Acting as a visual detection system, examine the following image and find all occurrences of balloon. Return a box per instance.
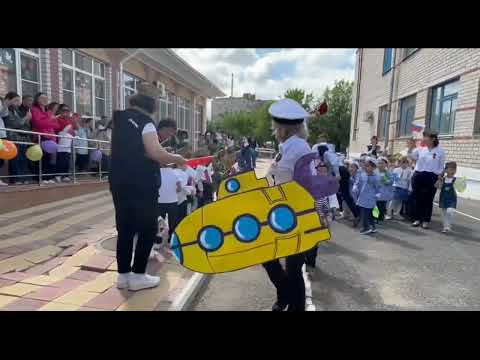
[0,140,18,160]
[372,206,380,219]
[0,139,4,152]
[454,177,467,193]
[318,101,328,115]
[91,150,102,162]
[41,140,58,154]
[26,144,43,162]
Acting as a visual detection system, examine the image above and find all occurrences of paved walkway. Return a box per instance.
[0,191,193,311]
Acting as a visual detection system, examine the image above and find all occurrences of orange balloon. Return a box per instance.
[0,140,18,160]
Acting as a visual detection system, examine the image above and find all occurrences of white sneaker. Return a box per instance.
[421,222,429,229]
[0,180,8,186]
[42,180,51,185]
[385,215,392,220]
[412,220,421,227]
[55,176,62,183]
[117,272,131,289]
[128,273,160,291]
[62,177,71,182]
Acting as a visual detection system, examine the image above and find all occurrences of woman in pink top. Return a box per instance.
[31,92,60,183]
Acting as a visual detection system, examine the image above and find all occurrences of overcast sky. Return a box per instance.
[173,48,356,119]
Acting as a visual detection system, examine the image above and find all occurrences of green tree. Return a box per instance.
[284,88,315,112]
[308,80,353,152]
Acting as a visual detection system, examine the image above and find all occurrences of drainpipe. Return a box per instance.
[118,49,143,110]
[353,48,363,149]
[384,49,397,155]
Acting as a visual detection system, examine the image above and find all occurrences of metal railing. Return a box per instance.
[0,127,111,186]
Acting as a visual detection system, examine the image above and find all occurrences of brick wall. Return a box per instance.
[351,48,480,170]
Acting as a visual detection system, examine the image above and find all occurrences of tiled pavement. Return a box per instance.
[0,190,194,311]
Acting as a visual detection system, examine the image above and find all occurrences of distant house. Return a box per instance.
[212,93,271,121]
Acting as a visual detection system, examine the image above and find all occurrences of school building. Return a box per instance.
[350,48,480,200]
[0,48,225,151]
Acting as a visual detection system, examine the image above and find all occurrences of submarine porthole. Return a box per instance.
[233,214,261,243]
[198,226,224,252]
[225,178,240,193]
[268,205,297,234]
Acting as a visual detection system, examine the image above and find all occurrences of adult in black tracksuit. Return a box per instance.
[109,84,186,292]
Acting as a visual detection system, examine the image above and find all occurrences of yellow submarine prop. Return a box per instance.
[170,170,333,274]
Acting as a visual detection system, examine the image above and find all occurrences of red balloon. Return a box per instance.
[318,101,328,115]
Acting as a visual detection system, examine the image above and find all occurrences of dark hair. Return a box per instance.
[57,103,70,115]
[22,94,33,101]
[129,94,156,114]
[33,92,47,107]
[365,159,377,168]
[445,161,457,170]
[371,136,378,141]
[4,91,20,100]
[158,118,177,131]
[423,129,439,147]
[47,102,59,112]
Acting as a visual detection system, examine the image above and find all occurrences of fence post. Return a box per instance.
[98,144,102,182]
[71,138,76,184]
[38,134,42,186]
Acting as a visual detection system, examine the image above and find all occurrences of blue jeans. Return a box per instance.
[359,206,375,232]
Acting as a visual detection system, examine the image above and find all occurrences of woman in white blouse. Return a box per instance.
[408,129,445,229]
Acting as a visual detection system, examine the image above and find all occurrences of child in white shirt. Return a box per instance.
[386,156,413,220]
[174,165,195,223]
[56,125,73,183]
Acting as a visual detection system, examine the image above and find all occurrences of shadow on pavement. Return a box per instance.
[319,242,370,263]
[370,231,423,251]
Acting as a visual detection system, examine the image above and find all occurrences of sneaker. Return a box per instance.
[421,222,429,229]
[385,215,393,220]
[128,273,160,291]
[442,228,449,233]
[62,177,71,182]
[0,180,8,186]
[117,272,131,289]
[42,180,51,185]
[360,229,373,235]
[371,228,377,234]
[55,176,62,183]
[14,181,23,186]
[412,221,421,227]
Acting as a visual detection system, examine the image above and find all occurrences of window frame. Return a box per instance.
[428,78,459,136]
[403,48,419,60]
[61,49,106,121]
[122,71,144,110]
[397,94,417,138]
[377,105,389,140]
[382,48,395,75]
[0,48,42,97]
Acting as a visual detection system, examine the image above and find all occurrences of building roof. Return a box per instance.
[121,48,225,98]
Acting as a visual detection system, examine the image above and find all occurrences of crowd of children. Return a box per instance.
[337,153,461,235]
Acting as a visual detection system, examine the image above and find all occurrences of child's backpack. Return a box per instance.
[293,152,339,200]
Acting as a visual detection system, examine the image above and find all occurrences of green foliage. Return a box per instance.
[308,80,353,152]
[284,88,315,111]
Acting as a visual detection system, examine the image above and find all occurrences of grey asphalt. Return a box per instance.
[190,200,480,311]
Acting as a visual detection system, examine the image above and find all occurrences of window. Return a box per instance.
[0,48,40,97]
[177,97,188,130]
[429,79,459,135]
[404,48,418,59]
[195,104,204,134]
[122,72,143,109]
[159,91,175,120]
[383,48,394,74]
[185,100,192,134]
[378,105,388,140]
[397,94,416,137]
[62,49,106,119]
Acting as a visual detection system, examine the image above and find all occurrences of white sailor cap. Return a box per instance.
[269,98,311,124]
